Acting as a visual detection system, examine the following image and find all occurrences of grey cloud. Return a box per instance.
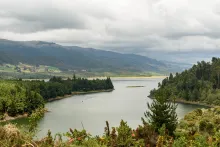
[1,0,220,56]
[0,8,85,33]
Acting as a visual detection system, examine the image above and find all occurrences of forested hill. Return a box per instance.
[150,57,220,105]
[0,76,114,119]
[0,39,181,73]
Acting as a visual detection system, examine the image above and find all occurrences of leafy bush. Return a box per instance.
[192,135,209,147]
[116,120,133,147]
[172,136,187,147]
[206,123,214,134]
[199,120,207,131]
[194,108,203,116]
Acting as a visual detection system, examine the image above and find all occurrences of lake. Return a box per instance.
[34,77,206,138]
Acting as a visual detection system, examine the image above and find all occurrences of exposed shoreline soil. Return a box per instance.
[0,113,28,122]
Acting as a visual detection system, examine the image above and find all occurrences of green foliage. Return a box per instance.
[173,107,220,147]
[198,119,214,134]
[150,57,220,105]
[65,128,91,146]
[192,135,209,147]
[199,120,207,131]
[172,136,187,147]
[31,76,114,100]
[0,80,44,118]
[136,119,157,146]
[206,123,214,134]
[159,124,166,136]
[116,120,133,147]
[194,108,203,116]
[28,107,45,133]
[0,76,113,118]
[82,138,105,147]
[145,88,178,135]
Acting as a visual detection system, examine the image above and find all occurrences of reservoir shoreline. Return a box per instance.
[0,89,113,122]
[47,89,114,102]
[175,99,213,108]
[148,96,213,108]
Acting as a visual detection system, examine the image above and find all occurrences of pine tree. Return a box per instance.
[106,77,114,89]
[72,74,77,91]
[144,88,178,135]
[169,73,173,80]
[73,74,76,81]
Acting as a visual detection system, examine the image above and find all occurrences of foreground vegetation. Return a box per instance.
[1,97,220,146]
[0,76,114,120]
[150,57,220,106]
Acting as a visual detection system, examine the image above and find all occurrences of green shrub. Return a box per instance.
[116,120,133,147]
[194,108,203,116]
[184,112,197,121]
[199,120,207,131]
[172,136,187,147]
[178,121,188,129]
[206,123,214,134]
[192,135,209,147]
[0,112,4,120]
[64,129,91,146]
[214,117,220,124]
[82,138,104,147]
[174,129,188,138]
[214,107,220,114]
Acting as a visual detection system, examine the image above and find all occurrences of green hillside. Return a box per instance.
[0,39,182,77]
[150,57,220,106]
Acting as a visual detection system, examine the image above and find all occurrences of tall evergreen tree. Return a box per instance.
[73,74,76,81]
[169,73,173,80]
[144,89,178,135]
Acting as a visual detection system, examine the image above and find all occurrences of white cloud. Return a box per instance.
[0,0,220,53]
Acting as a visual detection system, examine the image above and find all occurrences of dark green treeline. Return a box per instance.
[0,76,114,118]
[150,57,220,105]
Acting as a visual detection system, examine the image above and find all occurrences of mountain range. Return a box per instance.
[0,39,188,74]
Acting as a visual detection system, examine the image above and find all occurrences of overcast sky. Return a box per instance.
[1,0,220,54]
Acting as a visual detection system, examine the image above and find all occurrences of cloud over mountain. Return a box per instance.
[1,0,220,53]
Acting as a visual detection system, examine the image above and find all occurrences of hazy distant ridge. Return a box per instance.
[0,39,183,73]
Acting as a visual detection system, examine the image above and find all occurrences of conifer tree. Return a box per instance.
[144,88,178,135]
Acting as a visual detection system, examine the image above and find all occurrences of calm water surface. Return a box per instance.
[35,78,206,138]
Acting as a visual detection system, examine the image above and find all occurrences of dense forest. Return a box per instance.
[150,57,220,105]
[0,76,114,119]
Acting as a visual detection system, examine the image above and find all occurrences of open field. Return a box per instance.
[0,63,167,79]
